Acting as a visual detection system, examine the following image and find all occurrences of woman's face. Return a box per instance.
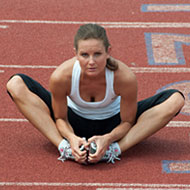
[76,38,111,78]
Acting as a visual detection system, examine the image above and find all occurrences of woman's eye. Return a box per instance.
[94,52,102,57]
[81,53,88,57]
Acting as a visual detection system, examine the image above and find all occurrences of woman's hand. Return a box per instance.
[69,135,88,164]
[87,135,110,163]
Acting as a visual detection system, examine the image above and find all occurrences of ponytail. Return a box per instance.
[106,57,118,71]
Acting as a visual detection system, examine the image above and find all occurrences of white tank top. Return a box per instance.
[67,60,121,120]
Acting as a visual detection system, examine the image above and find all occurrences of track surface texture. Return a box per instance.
[0,0,190,189]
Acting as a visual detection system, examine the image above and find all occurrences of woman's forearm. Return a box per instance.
[55,118,76,141]
[104,121,131,144]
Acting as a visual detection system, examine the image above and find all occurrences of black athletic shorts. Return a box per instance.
[8,73,185,139]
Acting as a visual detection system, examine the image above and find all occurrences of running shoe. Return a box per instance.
[89,142,121,164]
[58,139,85,162]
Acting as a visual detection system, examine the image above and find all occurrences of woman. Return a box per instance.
[6,24,185,164]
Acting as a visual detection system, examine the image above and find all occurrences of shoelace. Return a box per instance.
[58,146,72,162]
[106,146,120,164]
[58,144,85,162]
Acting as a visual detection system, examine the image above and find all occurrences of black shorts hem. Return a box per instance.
[136,89,184,120]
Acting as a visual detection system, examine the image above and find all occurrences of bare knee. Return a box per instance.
[7,75,26,100]
[175,92,185,111]
[168,92,185,116]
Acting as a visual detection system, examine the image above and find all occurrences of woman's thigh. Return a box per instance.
[8,73,54,119]
[136,89,184,121]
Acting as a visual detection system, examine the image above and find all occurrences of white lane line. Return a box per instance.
[0,118,189,128]
[104,23,190,28]
[130,67,190,73]
[0,64,57,69]
[0,182,190,188]
[167,121,190,127]
[0,20,190,28]
[0,70,4,73]
[1,65,190,73]
[97,189,188,190]
[0,118,28,122]
[0,25,8,29]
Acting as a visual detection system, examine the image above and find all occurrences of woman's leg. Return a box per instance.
[118,92,185,152]
[6,75,63,147]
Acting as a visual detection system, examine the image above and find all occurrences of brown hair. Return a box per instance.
[74,23,118,71]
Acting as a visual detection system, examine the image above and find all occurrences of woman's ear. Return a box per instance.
[74,48,78,58]
[107,46,112,58]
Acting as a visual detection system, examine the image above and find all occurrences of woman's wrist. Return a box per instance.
[67,133,77,142]
[103,133,113,145]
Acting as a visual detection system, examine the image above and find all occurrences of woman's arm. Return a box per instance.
[88,63,138,163]
[49,62,87,163]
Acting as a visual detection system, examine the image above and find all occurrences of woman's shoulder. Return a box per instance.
[49,57,76,94]
[114,59,137,95]
[50,57,76,82]
[115,59,136,80]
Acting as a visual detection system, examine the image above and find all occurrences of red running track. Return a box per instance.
[0,0,190,189]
